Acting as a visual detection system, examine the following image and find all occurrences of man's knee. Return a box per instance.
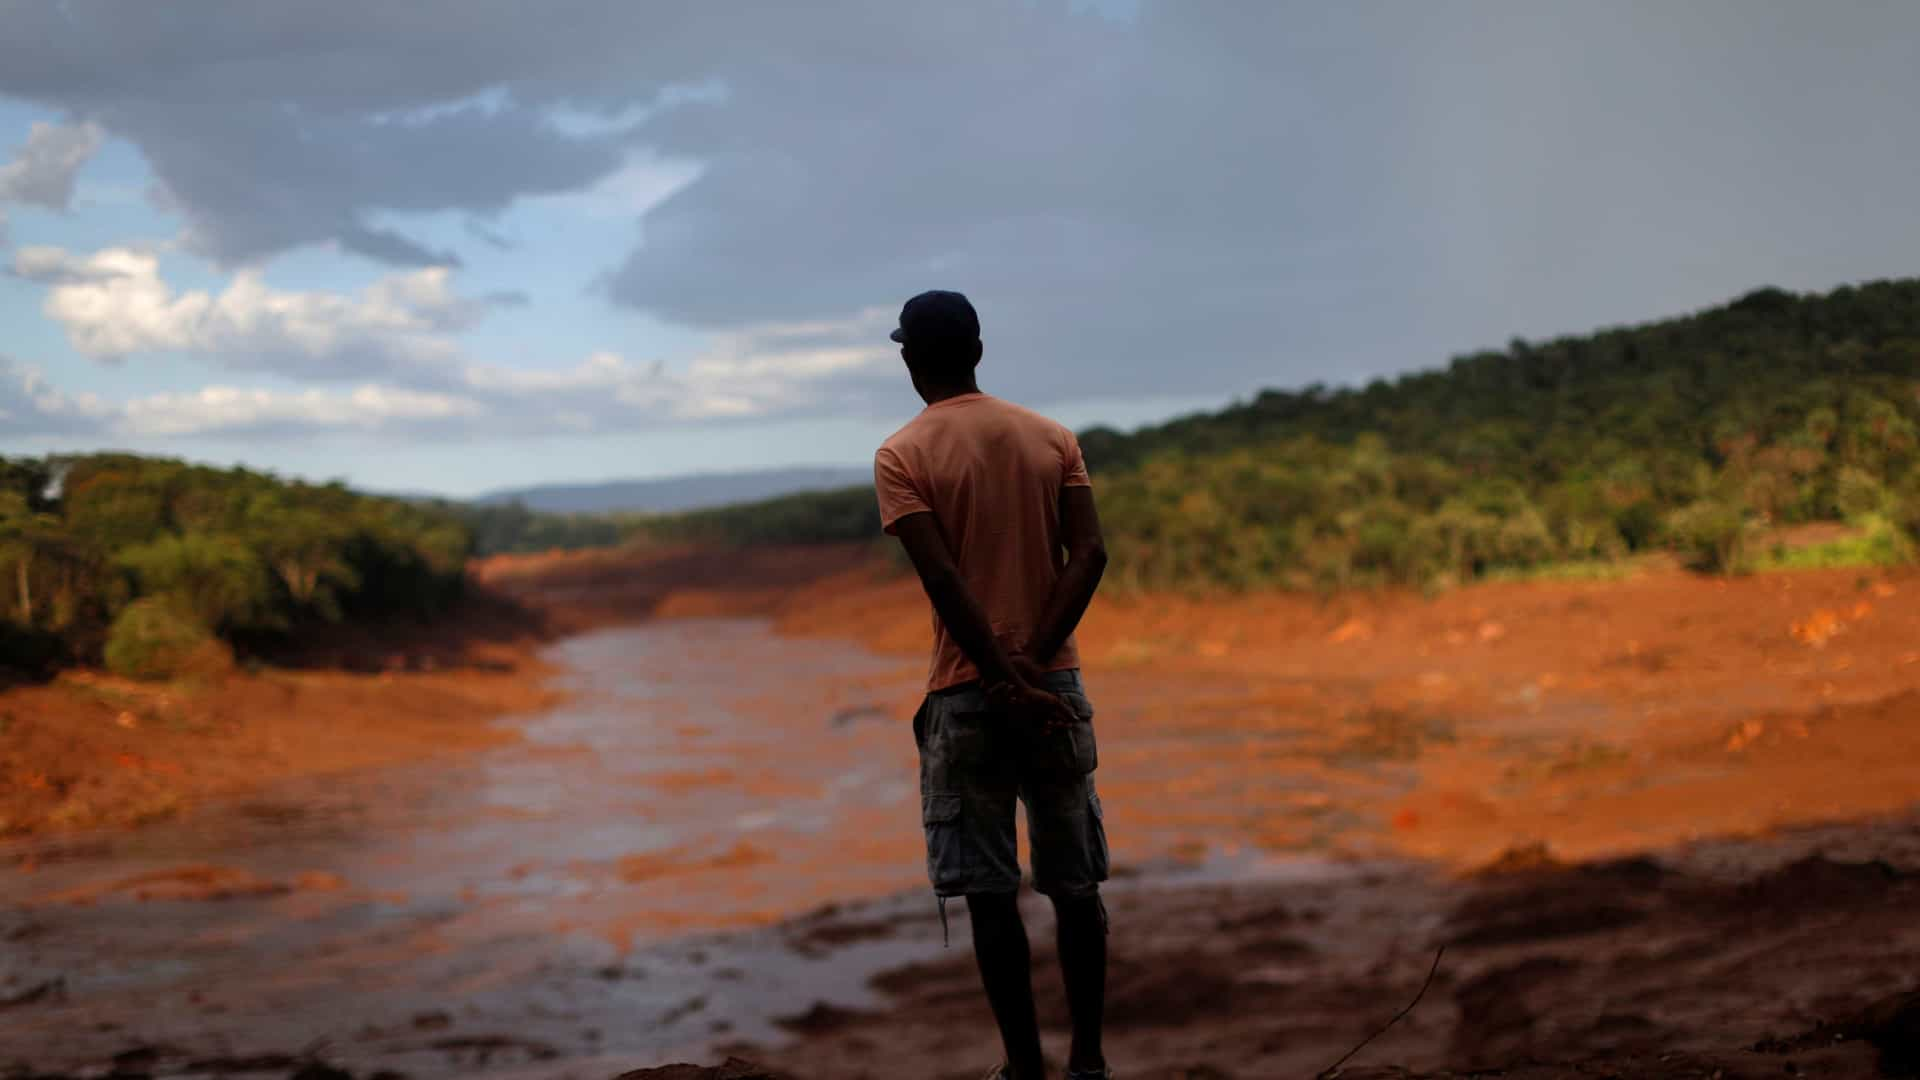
[1049,889,1107,933]
[1049,888,1101,916]
[966,890,1023,925]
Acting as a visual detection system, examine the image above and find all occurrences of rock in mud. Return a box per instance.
[1444,856,1669,948]
[1840,987,1920,1077]
[1735,855,1905,912]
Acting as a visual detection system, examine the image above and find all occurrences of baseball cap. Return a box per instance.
[889,290,980,346]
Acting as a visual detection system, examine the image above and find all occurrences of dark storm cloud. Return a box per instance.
[121,97,629,266]
[4,1,1918,406]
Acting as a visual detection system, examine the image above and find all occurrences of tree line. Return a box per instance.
[1084,281,1920,587]
[1,455,469,678]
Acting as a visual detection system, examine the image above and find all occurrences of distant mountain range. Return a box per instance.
[472,465,871,514]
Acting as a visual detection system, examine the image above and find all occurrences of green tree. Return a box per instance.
[116,533,277,634]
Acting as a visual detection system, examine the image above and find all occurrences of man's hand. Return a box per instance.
[1007,652,1050,689]
[987,678,1077,731]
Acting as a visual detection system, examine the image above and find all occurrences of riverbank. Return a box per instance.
[0,589,561,842]
[0,544,875,844]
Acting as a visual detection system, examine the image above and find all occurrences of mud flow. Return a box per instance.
[3,621,945,1075]
[0,615,1403,1075]
[6,585,1920,1078]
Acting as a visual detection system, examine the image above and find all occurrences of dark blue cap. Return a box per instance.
[890,290,979,346]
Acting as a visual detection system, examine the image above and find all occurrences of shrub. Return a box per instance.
[1493,506,1558,568]
[1834,466,1890,519]
[103,597,228,682]
[1665,498,1752,574]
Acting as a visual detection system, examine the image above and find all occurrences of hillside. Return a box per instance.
[626,279,1920,588]
[1,454,471,676]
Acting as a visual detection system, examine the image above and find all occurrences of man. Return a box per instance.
[873,289,1113,1080]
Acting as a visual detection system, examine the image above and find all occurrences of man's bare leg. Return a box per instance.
[966,892,1046,1080]
[1052,892,1107,1075]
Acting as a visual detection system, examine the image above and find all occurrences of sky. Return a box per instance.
[1,1,1917,497]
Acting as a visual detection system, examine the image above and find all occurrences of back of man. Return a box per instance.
[874,392,1090,691]
[874,289,1112,1080]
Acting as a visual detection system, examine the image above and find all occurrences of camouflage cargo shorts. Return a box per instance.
[912,668,1110,900]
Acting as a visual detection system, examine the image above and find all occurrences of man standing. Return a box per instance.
[873,290,1113,1080]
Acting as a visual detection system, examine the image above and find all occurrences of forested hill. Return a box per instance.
[628,278,1920,588]
[1077,280,1920,474]
[1,455,469,677]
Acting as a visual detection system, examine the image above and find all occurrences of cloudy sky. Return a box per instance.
[2,1,1917,496]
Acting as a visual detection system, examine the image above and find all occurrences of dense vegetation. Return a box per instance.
[1086,281,1920,588]
[443,485,883,554]
[1,455,469,677]
[450,500,637,556]
[567,279,1920,589]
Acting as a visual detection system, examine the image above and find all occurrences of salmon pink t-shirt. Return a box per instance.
[874,392,1092,692]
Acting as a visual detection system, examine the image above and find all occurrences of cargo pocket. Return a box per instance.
[1087,789,1110,882]
[1058,691,1099,774]
[922,793,966,894]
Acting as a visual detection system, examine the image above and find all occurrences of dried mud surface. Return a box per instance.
[740,814,1920,1079]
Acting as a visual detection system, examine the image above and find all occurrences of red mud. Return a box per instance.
[1,590,561,842]
[5,544,1920,1078]
[489,546,1920,1077]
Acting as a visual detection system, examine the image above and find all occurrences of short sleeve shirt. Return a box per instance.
[874,392,1092,691]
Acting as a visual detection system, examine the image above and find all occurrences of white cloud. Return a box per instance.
[4,235,900,442]
[0,121,103,211]
[2,297,899,441]
[455,310,895,426]
[0,356,113,434]
[118,384,485,437]
[11,246,492,382]
[686,307,893,381]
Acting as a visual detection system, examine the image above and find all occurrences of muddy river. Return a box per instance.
[0,619,1367,1076]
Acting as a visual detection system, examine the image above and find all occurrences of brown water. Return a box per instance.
[0,618,1347,1076]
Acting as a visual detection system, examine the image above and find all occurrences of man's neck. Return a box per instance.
[920,379,981,405]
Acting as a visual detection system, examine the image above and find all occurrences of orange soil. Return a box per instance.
[474,543,885,630]
[471,542,1920,871]
[0,545,882,844]
[14,541,1912,860]
[769,554,1920,867]
[0,589,561,842]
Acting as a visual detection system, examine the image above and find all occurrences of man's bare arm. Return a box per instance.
[1024,485,1108,666]
[892,511,1028,688]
